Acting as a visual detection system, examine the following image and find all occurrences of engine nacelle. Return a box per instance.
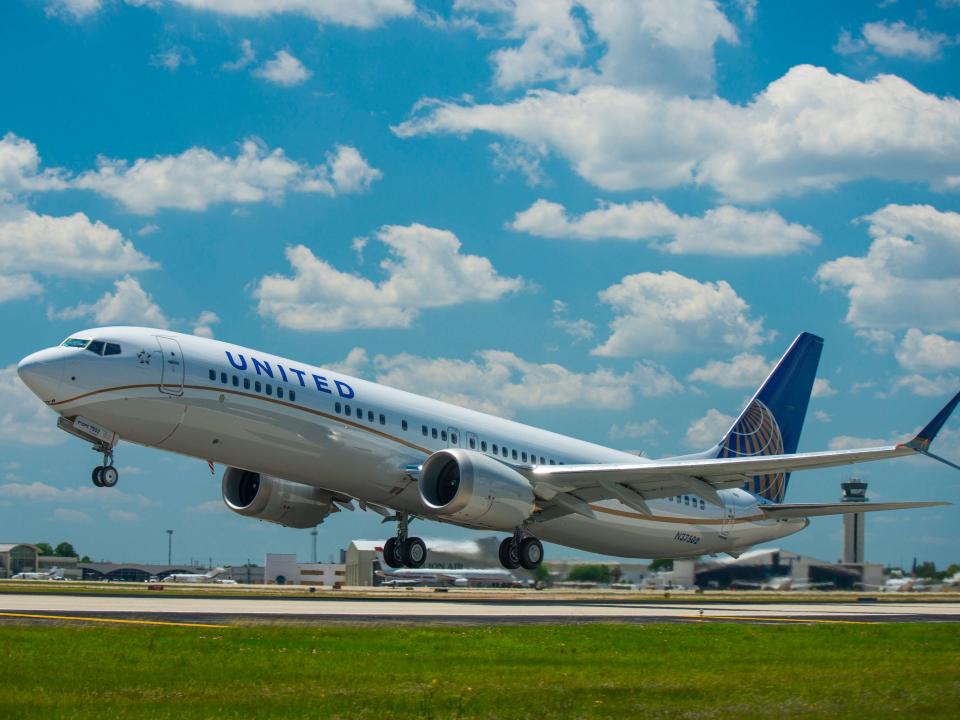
[222,467,335,529]
[418,449,536,531]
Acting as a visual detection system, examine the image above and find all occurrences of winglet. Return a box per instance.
[905,390,960,452]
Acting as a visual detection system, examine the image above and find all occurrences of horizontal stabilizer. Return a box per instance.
[761,501,950,519]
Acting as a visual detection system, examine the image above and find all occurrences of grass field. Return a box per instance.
[2,622,958,719]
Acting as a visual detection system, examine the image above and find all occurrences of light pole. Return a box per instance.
[310,528,318,563]
[166,529,173,565]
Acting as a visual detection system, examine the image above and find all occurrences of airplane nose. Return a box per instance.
[17,348,66,403]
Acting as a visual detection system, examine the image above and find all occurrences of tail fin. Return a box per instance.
[716,332,823,503]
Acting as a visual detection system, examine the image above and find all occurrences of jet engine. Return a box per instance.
[418,449,535,531]
[222,467,336,529]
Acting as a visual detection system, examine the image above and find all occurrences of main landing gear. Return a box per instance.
[499,529,543,570]
[90,443,119,488]
[383,512,427,569]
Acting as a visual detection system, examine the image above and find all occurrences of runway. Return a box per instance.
[2,593,959,625]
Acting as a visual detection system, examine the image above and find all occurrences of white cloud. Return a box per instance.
[254,224,524,331]
[167,0,415,28]
[137,223,160,236]
[896,329,960,373]
[511,199,819,256]
[816,204,960,333]
[455,0,737,96]
[192,310,220,338]
[150,46,195,71]
[592,271,769,357]
[0,365,62,446]
[253,50,312,87]
[688,353,771,389]
[0,133,67,200]
[552,299,595,342]
[0,275,43,303]
[45,0,101,20]
[609,419,666,440]
[0,207,156,276]
[54,277,170,328]
[72,138,380,214]
[840,21,954,60]
[223,39,256,71]
[395,65,960,201]
[0,480,156,507]
[108,509,140,522]
[828,434,891,451]
[331,346,681,417]
[684,408,733,448]
[490,141,547,186]
[892,373,959,398]
[187,500,225,514]
[814,410,831,423]
[813,378,837,398]
[53,508,93,524]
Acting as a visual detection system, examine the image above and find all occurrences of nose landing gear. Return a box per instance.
[499,529,543,570]
[91,444,119,488]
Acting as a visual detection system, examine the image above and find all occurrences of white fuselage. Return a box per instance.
[19,327,808,559]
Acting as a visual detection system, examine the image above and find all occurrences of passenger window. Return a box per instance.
[219,372,226,383]
[243,378,250,390]
[345,405,351,416]
[255,381,262,392]
[492,444,498,454]
[104,343,121,356]
[521,452,527,462]
[441,430,447,442]
[368,410,374,422]
[502,447,508,458]
[469,438,476,449]
[432,428,438,439]
[402,420,408,431]
[684,496,690,506]
[87,340,105,355]
[549,459,555,465]
[379,414,385,425]
[232,375,239,387]
[481,441,487,452]
[335,402,342,413]
[451,433,458,444]
[266,384,273,396]
[355,407,362,418]
[290,390,296,402]
[700,500,705,510]
[209,369,216,381]
[512,449,518,460]
[422,425,428,436]
[539,457,545,465]
[277,387,283,399]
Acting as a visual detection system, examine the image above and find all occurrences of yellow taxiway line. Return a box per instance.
[0,611,229,629]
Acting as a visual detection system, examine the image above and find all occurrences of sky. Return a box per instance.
[1,0,959,570]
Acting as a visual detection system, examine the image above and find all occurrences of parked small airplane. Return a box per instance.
[730,576,834,591]
[17,328,959,570]
[164,567,226,583]
[373,548,524,587]
[11,567,64,580]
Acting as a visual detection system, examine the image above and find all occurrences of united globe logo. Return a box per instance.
[717,399,787,503]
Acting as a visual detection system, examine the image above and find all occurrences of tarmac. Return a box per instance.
[2,592,959,626]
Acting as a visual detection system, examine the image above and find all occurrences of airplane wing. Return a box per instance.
[759,500,950,519]
[520,390,960,518]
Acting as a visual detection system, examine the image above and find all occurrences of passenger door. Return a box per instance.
[155,336,184,396]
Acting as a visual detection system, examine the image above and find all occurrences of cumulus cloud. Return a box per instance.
[812,378,837,398]
[552,300,595,342]
[53,508,93,523]
[329,346,681,417]
[688,353,771,389]
[684,408,733,448]
[395,65,960,201]
[192,310,220,338]
[72,139,381,214]
[892,373,959,398]
[44,0,101,20]
[0,133,67,200]
[253,50,312,87]
[896,329,960,373]
[510,199,819,255]
[167,0,415,27]
[0,481,155,507]
[254,224,524,331]
[53,277,171,328]
[150,46,195,71]
[816,204,960,333]
[0,275,43,303]
[837,21,954,60]
[592,271,769,357]
[222,39,256,70]
[454,0,737,96]
[609,419,667,440]
[0,365,63,446]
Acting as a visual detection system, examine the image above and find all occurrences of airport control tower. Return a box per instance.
[841,477,868,563]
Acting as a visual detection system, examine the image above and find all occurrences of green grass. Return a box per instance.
[1,622,958,719]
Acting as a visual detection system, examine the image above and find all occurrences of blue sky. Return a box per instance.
[1,0,959,569]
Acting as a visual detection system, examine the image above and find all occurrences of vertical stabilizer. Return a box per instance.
[715,332,823,503]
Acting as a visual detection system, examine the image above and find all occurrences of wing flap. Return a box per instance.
[760,501,950,519]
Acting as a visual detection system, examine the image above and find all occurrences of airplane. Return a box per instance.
[164,567,226,583]
[729,576,834,591]
[372,547,525,587]
[10,567,64,580]
[16,327,960,571]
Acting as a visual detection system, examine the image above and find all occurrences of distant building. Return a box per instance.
[298,563,346,587]
[265,554,299,585]
[0,543,39,578]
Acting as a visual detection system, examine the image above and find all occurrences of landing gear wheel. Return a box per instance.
[383,537,404,568]
[91,466,105,487]
[402,537,427,568]
[100,466,119,488]
[499,537,521,570]
[518,537,544,570]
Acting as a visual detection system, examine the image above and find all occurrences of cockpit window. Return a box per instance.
[61,338,89,348]
[86,340,105,355]
[104,343,121,356]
